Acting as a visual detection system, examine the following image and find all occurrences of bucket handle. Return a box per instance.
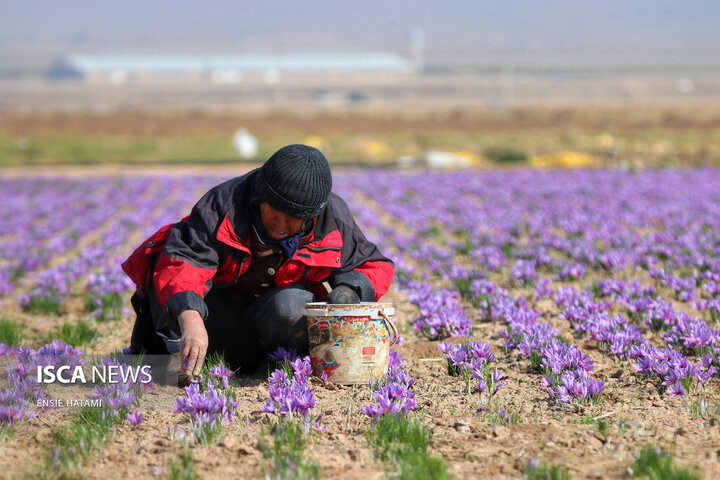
[378,311,398,346]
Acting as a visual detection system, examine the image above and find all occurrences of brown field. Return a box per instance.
[2,104,720,168]
[4,106,720,137]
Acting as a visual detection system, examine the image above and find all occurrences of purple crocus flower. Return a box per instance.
[363,349,417,419]
[209,364,233,389]
[262,354,319,426]
[269,347,298,363]
[667,381,686,396]
[126,410,144,426]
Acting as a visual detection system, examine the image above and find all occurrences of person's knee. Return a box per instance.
[267,286,313,325]
[251,285,314,352]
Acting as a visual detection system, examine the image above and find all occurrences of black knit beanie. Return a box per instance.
[255,144,333,219]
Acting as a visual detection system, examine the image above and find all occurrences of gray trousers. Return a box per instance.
[148,283,314,373]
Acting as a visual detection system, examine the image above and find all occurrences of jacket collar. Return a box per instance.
[215,171,343,266]
[215,170,255,253]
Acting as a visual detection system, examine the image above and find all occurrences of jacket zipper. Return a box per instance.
[233,257,250,285]
[301,246,342,253]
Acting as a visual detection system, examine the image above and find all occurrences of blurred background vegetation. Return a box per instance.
[2,2,720,171]
[1,106,719,169]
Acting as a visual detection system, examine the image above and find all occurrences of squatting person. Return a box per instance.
[122,144,395,376]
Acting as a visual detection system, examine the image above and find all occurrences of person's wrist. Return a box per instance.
[178,310,203,332]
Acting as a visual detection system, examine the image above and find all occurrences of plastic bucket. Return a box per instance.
[305,302,397,384]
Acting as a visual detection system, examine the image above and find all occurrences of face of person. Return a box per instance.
[259,202,305,240]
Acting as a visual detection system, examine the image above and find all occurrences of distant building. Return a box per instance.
[47,52,414,84]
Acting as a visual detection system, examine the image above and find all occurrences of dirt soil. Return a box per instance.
[2,281,719,480]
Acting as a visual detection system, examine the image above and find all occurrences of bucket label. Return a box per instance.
[342,316,371,323]
[362,347,375,355]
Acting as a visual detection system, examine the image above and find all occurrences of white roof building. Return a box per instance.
[48,52,414,84]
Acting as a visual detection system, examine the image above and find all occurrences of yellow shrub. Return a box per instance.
[452,150,481,165]
[302,135,329,151]
[529,150,597,169]
[358,140,394,160]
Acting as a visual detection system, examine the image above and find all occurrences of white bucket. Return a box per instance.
[305,302,397,384]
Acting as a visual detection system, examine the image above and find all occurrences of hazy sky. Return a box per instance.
[2,1,720,66]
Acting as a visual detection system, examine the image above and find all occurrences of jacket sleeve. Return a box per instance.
[152,188,224,327]
[328,203,395,302]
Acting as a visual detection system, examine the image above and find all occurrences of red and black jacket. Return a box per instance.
[122,169,395,334]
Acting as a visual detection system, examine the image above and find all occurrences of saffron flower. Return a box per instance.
[261,353,319,427]
[362,349,417,419]
[126,410,144,425]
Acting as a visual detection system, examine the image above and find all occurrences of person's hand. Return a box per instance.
[178,310,208,377]
[326,284,361,304]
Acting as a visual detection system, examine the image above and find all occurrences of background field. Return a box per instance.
[1,105,720,170]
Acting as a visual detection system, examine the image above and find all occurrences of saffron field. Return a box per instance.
[1,167,720,479]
